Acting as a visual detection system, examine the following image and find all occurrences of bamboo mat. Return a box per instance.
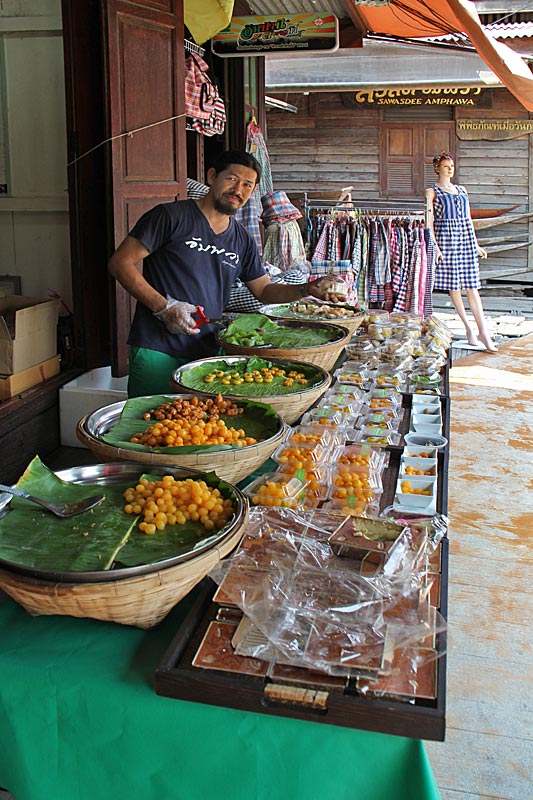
[426,334,533,800]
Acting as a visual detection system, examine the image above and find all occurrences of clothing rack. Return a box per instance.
[302,193,425,226]
[184,39,205,57]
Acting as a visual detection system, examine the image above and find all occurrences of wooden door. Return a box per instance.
[380,122,454,198]
[102,0,187,375]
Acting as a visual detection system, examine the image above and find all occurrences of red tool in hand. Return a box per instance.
[192,306,227,329]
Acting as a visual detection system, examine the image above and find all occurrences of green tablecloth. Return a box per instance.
[0,592,440,800]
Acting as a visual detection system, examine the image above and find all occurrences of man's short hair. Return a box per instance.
[211,150,262,186]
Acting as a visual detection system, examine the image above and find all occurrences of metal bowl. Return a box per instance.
[0,462,248,583]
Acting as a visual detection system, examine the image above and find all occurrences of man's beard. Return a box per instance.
[214,196,241,215]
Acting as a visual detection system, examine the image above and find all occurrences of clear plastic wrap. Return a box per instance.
[209,507,447,680]
[367,388,403,406]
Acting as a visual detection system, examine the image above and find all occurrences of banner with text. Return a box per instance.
[212,14,339,57]
[457,118,533,139]
[354,87,492,106]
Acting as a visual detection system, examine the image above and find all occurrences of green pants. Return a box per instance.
[127,347,188,398]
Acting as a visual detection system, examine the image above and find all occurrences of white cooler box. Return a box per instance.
[60,367,128,447]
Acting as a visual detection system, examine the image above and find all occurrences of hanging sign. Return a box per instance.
[457,118,533,140]
[354,87,491,106]
[212,14,339,57]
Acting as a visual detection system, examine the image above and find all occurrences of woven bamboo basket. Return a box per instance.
[0,464,248,629]
[0,522,244,628]
[218,320,351,372]
[76,395,287,485]
[171,356,332,425]
[260,305,366,337]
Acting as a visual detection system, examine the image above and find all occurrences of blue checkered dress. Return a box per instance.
[432,184,481,290]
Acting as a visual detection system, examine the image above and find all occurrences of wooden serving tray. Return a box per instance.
[156,535,448,741]
[155,362,450,741]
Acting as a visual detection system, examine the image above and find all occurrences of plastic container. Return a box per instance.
[367,388,403,405]
[317,395,363,418]
[354,427,402,447]
[337,443,389,470]
[367,321,394,341]
[328,384,365,402]
[301,407,350,428]
[360,411,402,431]
[344,340,375,360]
[284,425,337,448]
[242,473,308,508]
[374,370,406,390]
[334,363,371,386]
[275,464,330,507]
[271,440,333,468]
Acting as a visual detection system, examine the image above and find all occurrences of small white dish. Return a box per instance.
[404,433,447,449]
[404,445,438,459]
[392,494,437,516]
[399,456,437,478]
[411,420,442,436]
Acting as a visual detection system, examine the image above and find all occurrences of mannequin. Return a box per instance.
[426,152,497,352]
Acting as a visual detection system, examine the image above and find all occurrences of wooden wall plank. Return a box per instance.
[266,89,531,274]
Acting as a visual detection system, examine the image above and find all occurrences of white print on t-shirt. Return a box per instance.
[185,236,240,263]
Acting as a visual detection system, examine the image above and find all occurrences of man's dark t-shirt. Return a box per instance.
[128,199,264,360]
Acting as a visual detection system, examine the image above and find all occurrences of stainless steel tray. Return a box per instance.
[0,462,248,583]
[258,303,361,322]
[82,394,286,441]
[172,356,330,392]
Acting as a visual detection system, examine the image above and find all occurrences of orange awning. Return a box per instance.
[353,0,533,110]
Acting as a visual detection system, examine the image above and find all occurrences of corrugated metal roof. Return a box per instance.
[245,2,350,21]
[485,21,533,39]
[265,40,502,91]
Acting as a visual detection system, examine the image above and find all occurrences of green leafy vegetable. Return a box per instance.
[220,313,341,349]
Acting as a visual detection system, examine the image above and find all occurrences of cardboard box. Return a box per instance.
[0,355,61,400]
[59,366,128,447]
[0,296,60,374]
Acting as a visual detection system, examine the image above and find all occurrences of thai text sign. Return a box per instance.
[354,88,489,106]
[212,14,339,57]
[457,119,533,140]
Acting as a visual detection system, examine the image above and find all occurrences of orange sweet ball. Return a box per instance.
[124,476,234,534]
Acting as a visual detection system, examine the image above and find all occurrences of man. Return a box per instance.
[109,150,330,396]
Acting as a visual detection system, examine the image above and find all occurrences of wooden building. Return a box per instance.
[265,82,533,280]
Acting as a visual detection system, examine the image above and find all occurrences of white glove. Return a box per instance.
[153,296,199,335]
